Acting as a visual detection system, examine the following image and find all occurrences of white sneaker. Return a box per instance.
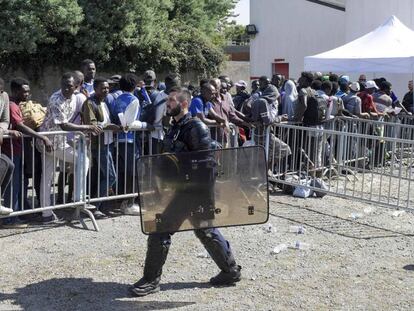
[121,202,141,216]
[0,205,13,215]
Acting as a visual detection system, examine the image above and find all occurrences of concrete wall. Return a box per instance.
[345,0,414,99]
[220,61,251,89]
[250,0,346,80]
[0,67,65,105]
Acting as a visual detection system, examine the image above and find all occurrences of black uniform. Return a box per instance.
[132,112,241,296]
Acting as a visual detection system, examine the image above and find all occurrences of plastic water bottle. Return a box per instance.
[197,251,210,258]
[271,244,288,254]
[293,241,310,250]
[289,225,306,234]
[350,213,363,220]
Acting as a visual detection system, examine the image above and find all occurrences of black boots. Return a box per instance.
[131,229,242,297]
[130,277,161,297]
[130,234,170,297]
[210,265,242,286]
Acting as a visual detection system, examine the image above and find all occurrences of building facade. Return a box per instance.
[250,0,414,97]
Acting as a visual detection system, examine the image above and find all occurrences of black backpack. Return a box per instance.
[138,90,165,124]
[303,90,328,126]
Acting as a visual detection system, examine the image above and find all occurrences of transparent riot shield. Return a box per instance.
[137,146,269,234]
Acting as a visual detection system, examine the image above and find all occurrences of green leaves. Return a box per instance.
[0,0,236,77]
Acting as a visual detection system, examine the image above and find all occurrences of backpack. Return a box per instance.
[138,89,164,124]
[303,91,327,126]
[19,100,47,129]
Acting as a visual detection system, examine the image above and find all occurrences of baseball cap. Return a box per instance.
[339,75,350,84]
[365,80,379,90]
[143,70,156,81]
[235,80,247,88]
[349,82,360,92]
[108,74,121,84]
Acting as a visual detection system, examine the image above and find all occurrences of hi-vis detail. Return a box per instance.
[137,146,269,234]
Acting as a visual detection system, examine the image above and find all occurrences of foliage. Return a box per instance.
[0,0,237,77]
[224,22,249,44]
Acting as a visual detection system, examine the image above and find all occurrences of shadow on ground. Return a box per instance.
[270,199,414,240]
[0,278,197,311]
[403,264,414,271]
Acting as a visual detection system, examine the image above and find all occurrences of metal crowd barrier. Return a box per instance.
[2,116,413,231]
[0,122,239,232]
[208,123,239,148]
[333,116,414,141]
[267,123,414,211]
[87,124,238,208]
[0,131,92,227]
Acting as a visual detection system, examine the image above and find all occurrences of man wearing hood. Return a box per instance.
[250,76,281,125]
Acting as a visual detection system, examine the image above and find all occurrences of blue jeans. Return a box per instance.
[115,142,139,197]
[3,154,22,224]
[98,144,116,197]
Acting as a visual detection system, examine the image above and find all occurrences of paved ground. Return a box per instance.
[0,192,413,311]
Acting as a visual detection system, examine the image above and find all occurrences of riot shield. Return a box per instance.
[137,146,269,234]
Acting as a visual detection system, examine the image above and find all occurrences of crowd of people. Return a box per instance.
[0,59,413,228]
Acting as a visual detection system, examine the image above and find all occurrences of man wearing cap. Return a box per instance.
[142,70,159,98]
[250,76,281,125]
[336,75,350,98]
[358,80,384,118]
[133,70,159,116]
[105,75,123,119]
[233,80,250,111]
[343,82,370,119]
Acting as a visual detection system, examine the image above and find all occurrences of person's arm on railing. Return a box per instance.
[124,98,155,131]
[60,122,102,136]
[16,123,53,153]
[394,100,412,115]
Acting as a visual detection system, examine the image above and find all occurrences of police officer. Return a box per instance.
[131,87,241,297]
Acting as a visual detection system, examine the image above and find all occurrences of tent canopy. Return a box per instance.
[304,16,414,73]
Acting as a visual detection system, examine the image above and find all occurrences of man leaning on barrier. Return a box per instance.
[130,87,241,297]
[81,77,120,219]
[38,72,102,223]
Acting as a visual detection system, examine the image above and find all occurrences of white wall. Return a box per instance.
[250,0,346,80]
[345,0,414,99]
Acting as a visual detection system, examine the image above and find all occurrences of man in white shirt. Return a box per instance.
[38,72,102,223]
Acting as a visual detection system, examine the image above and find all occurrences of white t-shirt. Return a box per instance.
[99,101,114,145]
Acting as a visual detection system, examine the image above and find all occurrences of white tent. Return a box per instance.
[304,15,414,73]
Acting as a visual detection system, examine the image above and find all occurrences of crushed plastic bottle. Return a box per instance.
[391,210,406,217]
[363,207,375,214]
[271,243,288,254]
[350,213,363,220]
[289,225,306,234]
[264,223,274,233]
[197,251,210,258]
[292,241,310,250]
